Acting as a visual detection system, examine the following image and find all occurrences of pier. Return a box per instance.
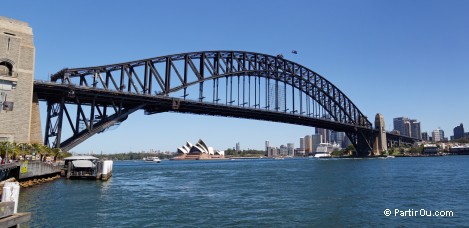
[63,156,113,180]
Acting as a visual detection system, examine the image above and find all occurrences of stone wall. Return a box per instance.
[0,17,41,144]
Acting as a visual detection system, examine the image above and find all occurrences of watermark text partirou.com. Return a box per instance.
[384,208,454,217]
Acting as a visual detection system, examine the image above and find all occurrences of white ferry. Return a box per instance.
[144,157,161,163]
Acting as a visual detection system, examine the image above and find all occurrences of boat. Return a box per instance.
[314,152,331,158]
[313,143,340,158]
[144,157,161,163]
[385,155,395,158]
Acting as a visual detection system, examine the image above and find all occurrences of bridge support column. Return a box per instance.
[373,113,387,156]
[0,17,42,144]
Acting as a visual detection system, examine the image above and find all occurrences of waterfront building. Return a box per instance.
[176,139,224,159]
[287,143,294,156]
[265,140,270,154]
[267,147,278,157]
[423,144,438,155]
[453,123,465,140]
[449,144,469,155]
[279,145,288,156]
[304,135,313,154]
[63,156,113,180]
[294,148,305,157]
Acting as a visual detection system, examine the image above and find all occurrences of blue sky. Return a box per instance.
[4,0,469,153]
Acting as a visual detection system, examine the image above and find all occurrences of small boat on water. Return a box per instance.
[144,157,161,163]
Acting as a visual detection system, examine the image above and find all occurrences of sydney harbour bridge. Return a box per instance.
[33,51,416,156]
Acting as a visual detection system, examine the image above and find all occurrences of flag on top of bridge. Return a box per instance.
[291,50,298,54]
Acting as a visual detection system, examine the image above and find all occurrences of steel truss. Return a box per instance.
[40,51,380,155]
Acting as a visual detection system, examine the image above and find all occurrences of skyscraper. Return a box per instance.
[311,134,322,153]
[394,117,411,137]
[315,128,331,143]
[439,129,445,141]
[265,141,270,154]
[331,131,345,147]
[421,132,428,141]
[236,142,240,152]
[410,120,421,139]
[299,137,304,150]
[279,145,288,156]
[394,117,421,138]
[454,123,465,140]
[304,135,313,153]
[287,143,294,156]
[432,129,442,142]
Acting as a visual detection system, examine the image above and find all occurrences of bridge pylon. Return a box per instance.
[0,17,42,144]
[373,113,387,155]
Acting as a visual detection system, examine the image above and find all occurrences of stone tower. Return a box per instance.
[0,17,42,144]
[373,113,387,155]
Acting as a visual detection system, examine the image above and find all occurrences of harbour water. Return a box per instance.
[18,156,469,227]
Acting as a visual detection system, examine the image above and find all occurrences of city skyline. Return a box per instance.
[3,0,469,153]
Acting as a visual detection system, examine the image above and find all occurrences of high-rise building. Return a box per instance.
[439,129,445,141]
[311,134,322,153]
[267,147,277,157]
[265,140,270,154]
[279,145,288,156]
[454,123,465,140]
[287,143,294,156]
[304,135,313,153]
[394,117,421,139]
[315,128,331,143]
[394,117,411,137]
[299,137,304,150]
[236,142,240,152]
[421,132,428,141]
[410,120,421,139]
[331,131,345,147]
[432,129,442,142]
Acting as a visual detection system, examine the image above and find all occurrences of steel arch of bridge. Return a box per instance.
[40,51,375,155]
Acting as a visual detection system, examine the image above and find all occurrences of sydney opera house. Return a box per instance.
[176,139,225,160]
